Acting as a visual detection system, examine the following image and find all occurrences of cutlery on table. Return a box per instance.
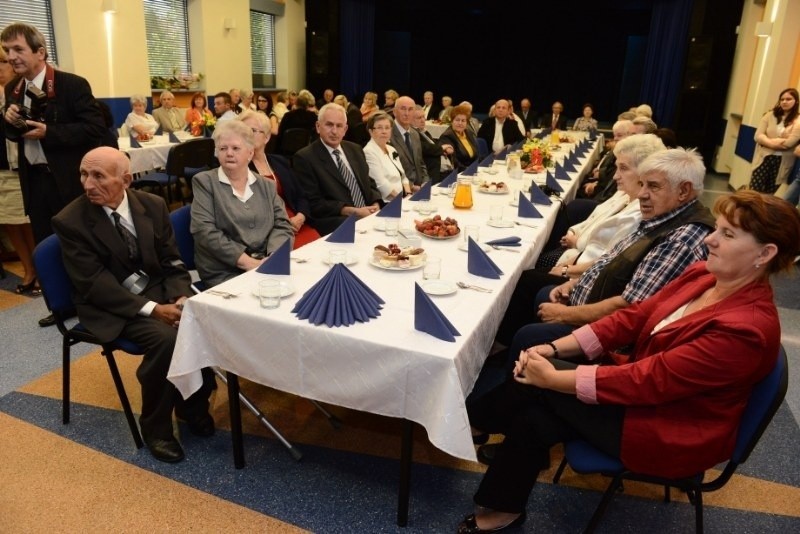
[514,221,539,229]
[490,245,520,252]
[290,256,309,263]
[205,290,240,299]
[457,281,493,293]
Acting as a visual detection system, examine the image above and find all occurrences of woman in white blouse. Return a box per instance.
[124,94,159,140]
[363,112,410,202]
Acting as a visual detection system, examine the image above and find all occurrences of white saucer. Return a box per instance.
[250,280,295,298]
[322,254,358,266]
[457,241,491,252]
[421,280,458,296]
[487,219,515,228]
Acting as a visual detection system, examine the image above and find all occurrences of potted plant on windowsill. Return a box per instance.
[150,68,204,91]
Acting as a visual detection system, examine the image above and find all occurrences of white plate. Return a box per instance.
[322,254,358,266]
[487,219,515,228]
[421,280,458,296]
[457,241,491,252]
[478,188,510,195]
[368,258,425,271]
[373,220,387,231]
[249,280,295,298]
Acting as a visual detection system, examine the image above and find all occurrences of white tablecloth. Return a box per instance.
[167,135,601,461]
[118,131,196,174]
[425,122,448,139]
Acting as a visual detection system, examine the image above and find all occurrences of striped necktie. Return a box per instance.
[112,212,140,261]
[332,149,365,207]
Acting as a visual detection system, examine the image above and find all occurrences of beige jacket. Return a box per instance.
[752,111,800,185]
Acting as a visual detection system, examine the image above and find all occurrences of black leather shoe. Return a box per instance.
[144,436,185,463]
[176,411,215,437]
[477,443,498,465]
[457,511,526,533]
[472,432,489,445]
[38,313,56,327]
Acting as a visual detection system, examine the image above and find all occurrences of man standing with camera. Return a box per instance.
[2,23,106,326]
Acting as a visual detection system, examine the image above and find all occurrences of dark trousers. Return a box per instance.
[121,316,214,440]
[27,165,70,244]
[495,270,565,346]
[468,360,624,513]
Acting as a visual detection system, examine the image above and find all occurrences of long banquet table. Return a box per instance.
[118,131,197,174]
[167,132,601,524]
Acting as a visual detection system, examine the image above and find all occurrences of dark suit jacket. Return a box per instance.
[293,140,381,235]
[438,127,479,172]
[51,190,192,343]
[3,69,107,213]
[248,153,312,219]
[390,124,429,185]
[539,113,568,130]
[477,117,524,152]
[422,103,442,121]
[519,109,537,131]
[417,128,443,183]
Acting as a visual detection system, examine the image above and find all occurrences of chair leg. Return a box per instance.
[102,349,144,448]
[694,490,704,533]
[553,456,568,484]
[583,474,623,534]
[664,484,671,502]
[62,337,71,424]
[310,400,342,429]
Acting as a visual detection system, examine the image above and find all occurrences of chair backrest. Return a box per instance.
[280,128,312,156]
[169,204,195,270]
[32,234,76,320]
[731,346,788,464]
[476,137,489,160]
[165,138,216,176]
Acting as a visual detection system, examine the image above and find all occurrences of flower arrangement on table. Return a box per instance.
[189,110,216,137]
[150,68,205,90]
[520,139,553,172]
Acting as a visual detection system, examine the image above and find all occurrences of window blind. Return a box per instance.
[250,10,275,88]
[0,0,58,65]
[143,0,191,77]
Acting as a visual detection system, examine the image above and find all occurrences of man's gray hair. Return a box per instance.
[318,103,347,122]
[637,148,705,195]
[612,119,634,135]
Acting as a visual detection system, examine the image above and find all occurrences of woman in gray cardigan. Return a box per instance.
[191,120,294,287]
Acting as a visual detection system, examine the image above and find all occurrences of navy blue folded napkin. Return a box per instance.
[546,171,565,193]
[409,181,432,201]
[479,154,494,167]
[326,214,357,243]
[462,160,479,176]
[564,159,577,173]
[589,129,598,141]
[495,147,509,160]
[518,192,543,218]
[534,130,546,139]
[528,183,552,205]
[438,169,458,187]
[129,135,142,148]
[292,264,384,327]
[256,238,291,275]
[168,131,181,144]
[512,140,525,150]
[485,236,522,247]
[554,164,570,181]
[415,283,460,342]
[376,194,402,217]
[467,237,503,279]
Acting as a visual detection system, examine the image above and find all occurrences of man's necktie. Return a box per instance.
[112,212,140,261]
[552,115,558,129]
[332,149,365,208]
[404,131,414,161]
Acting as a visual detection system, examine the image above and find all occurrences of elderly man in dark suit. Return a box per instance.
[52,147,214,464]
[293,103,381,235]
[390,95,429,189]
[478,99,525,155]
[2,22,108,326]
[539,101,568,130]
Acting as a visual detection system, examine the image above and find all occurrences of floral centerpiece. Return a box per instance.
[190,110,216,137]
[150,68,204,90]
[520,139,553,172]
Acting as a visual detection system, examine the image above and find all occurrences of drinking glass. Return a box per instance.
[258,279,281,309]
[422,256,441,280]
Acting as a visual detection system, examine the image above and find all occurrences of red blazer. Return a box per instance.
[588,261,779,478]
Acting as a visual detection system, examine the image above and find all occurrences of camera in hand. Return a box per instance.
[5,84,48,141]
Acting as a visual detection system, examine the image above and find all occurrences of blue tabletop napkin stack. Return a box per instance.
[256,238,291,275]
[409,181,432,201]
[292,263,384,327]
[376,193,402,218]
[168,131,181,144]
[438,169,458,188]
[518,191,543,218]
[414,283,460,342]
[528,183,553,205]
[546,171,565,193]
[564,158,577,174]
[511,139,525,150]
[479,153,494,167]
[129,135,142,148]
[485,236,522,247]
[326,214,357,243]
[462,160,479,176]
[554,164,570,182]
[468,237,503,278]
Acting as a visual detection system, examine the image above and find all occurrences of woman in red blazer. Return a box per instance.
[458,190,800,534]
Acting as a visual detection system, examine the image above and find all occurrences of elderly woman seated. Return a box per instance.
[190,120,295,287]
[458,190,800,533]
[437,105,480,172]
[362,112,410,202]
[125,94,159,140]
